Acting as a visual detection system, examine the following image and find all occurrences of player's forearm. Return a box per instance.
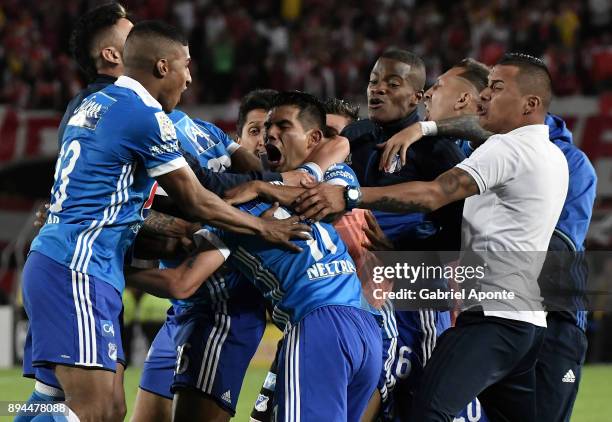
[435,115,493,145]
[260,183,307,207]
[125,250,224,299]
[188,189,267,235]
[141,210,195,238]
[306,136,350,174]
[360,182,442,214]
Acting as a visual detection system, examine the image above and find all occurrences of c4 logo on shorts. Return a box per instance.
[101,320,115,337]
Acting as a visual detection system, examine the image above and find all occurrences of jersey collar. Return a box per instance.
[115,75,163,110]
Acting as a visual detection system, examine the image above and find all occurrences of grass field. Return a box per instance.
[0,364,611,421]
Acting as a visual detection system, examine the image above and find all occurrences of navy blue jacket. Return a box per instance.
[341,109,466,251]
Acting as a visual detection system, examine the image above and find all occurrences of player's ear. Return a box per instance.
[523,95,541,115]
[154,58,169,78]
[454,92,470,111]
[307,129,323,149]
[101,47,122,65]
[410,89,424,107]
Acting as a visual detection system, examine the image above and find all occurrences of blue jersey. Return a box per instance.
[163,110,250,308]
[31,76,187,293]
[179,163,361,315]
[204,203,366,330]
[168,110,240,172]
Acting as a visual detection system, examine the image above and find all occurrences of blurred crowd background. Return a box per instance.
[1,0,611,110]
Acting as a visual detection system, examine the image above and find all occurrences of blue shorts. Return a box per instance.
[22,251,124,374]
[172,295,266,414]
[275,305,382,422]
[139,305,181,400]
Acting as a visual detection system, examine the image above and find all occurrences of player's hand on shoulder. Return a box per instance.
[259,212,312,253]
[33,202,50,229]
[281,169,315,187]
[378,122,424,172]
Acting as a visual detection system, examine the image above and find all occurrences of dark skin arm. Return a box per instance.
[156,166,310,251]
[293,167,479,220]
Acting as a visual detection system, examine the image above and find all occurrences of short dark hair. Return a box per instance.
[497,52,552,108]
[123,21,188,70]
[379,49,426,91]
[323,98,360,122]
[70,2,129,80]
[454,58,490,93]
[271,91,326,131]
[125,20,187,46]
[237,89,278,136]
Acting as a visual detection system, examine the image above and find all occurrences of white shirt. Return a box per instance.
[456,124,569,327]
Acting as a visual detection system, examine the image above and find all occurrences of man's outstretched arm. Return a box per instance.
[294,167,479,220]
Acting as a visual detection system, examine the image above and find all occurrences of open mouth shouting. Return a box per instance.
[368,97,385,110]
[265,141,284,170]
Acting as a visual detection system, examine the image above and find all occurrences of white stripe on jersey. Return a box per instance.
[82,164,134,272]
[234,248,283,301]
[71,163,129,271]
[69,163,133,273]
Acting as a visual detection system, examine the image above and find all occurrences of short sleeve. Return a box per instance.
[193,227,231,259]
[131,111,187,178]
[455,135,516,194]
[323,163,360,187]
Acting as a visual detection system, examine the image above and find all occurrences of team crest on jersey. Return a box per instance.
[155,111,178,141]
[254,394,270,412]
[68,93,116,130]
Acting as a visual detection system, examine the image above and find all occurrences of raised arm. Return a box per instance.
[379,115,493,170]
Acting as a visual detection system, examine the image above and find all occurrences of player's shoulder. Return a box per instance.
[341,119,378,142]
[553,140,596,178]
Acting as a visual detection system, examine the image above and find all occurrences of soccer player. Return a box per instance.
[22,21,308,422]
[293,53,568,422]
[57,2,133,143]
[248,95,387,422]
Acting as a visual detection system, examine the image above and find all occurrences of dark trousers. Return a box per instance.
[536,313,587,422]
[410,311,545,422]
